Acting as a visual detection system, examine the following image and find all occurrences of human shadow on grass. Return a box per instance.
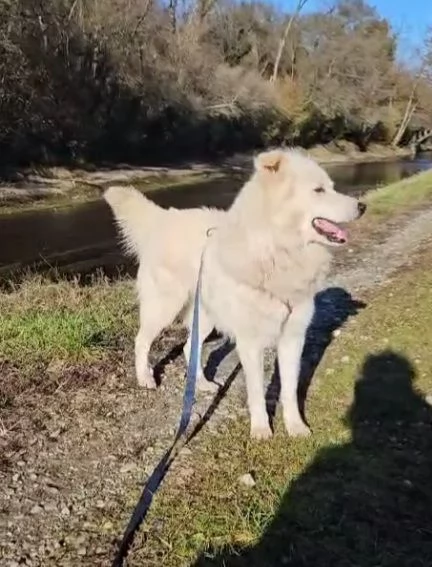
[195,350,432,567]
[266,286,366,424]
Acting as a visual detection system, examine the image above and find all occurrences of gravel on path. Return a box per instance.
[1,206,432,567]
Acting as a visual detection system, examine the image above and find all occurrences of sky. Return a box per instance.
[275,0,432,59]
[355,0,431,50]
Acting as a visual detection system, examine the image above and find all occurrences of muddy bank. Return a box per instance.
[0,168,223,213]
[225,141,413,170]
[0,142,413,211]
[309,141,412,165]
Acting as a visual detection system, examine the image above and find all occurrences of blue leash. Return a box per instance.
[111,258,204,567]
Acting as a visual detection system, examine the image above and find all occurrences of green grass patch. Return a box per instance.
[366,169,432,217]
[130,247,432,567]
[0,275,136,368]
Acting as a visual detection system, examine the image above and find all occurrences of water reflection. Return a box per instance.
[329,154,432,195]
[1,152,431,279]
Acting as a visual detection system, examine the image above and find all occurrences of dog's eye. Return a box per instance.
[314,187,325,194]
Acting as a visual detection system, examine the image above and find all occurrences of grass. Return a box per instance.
[343,169,432,253]
[1,170,431,377]
[366,169,432,218]
[1,168,432,564]
[0,274,136,369]
[128,246,432,567]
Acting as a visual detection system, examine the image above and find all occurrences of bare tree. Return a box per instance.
[392,29,432,146]
[391,77,420,147]
[271,0,310,82]
[1,0,432,166]
[168,0,177,33]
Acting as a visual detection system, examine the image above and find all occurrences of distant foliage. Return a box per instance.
[0,0,431,165]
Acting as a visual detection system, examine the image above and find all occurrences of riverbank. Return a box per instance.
[0,168,226,215]
[144,242,432,567]
[2,170,431,368]
[310,140,412,165]
[1,171,432,565]
[0,142,413,214]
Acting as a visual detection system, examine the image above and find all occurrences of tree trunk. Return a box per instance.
[391,92,417,147]
[270,0,309,83]
[168,0,177,33]
[391,63,425,148]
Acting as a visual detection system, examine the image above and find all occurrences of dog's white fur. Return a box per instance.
[104,148,364,439]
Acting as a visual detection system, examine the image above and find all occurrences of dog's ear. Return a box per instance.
[254,149,286,174]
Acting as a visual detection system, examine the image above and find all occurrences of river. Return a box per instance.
[1,152,432,280]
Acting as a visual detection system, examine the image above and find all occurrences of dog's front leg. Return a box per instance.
[236,341,272,440]
[183,304,219,393]
[277,299,314,437]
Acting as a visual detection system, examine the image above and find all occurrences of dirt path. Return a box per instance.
[1,206,432,566]
[331,207,432,292]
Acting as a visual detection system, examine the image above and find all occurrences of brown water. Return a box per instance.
[1,152,432,280]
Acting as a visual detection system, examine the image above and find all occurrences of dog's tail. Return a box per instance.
[104,185,160,257]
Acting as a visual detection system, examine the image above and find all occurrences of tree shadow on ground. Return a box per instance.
[195,350,432,567]
[267,286,367,424]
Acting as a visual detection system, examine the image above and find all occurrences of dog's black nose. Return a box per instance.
[358,202,367,217]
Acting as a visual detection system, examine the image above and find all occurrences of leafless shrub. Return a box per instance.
[0,0,431,165]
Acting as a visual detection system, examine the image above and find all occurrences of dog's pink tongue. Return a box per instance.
[316,218,347,241]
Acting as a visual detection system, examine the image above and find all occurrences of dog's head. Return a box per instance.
[253,148,366,247]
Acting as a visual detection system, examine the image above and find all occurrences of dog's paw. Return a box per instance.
[136,371,157,389]
[196,377,220,394]
[284,418,311,438]
[250,422,273,441]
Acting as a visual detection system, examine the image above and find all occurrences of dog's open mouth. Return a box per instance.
[312,217,348,244]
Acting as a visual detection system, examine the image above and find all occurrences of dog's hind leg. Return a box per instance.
[236,340,272,440]
[278,300,314,437]
[135,277,185,389]
[183,305,217,393]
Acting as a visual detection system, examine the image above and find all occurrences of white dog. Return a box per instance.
[104,148,366,439]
